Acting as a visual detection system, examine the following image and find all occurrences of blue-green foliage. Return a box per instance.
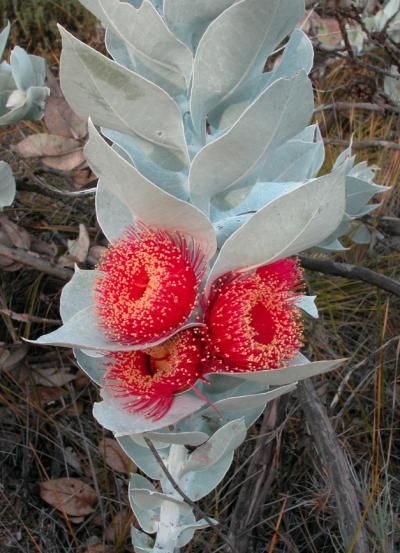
[0,22,49,126]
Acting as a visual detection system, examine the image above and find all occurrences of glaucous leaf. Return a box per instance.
[131,527,154,553]
[118,436,169,480]
[164,0,240,50]
[190,0,304,131]
[0,86,49,125]
[296,295,318,318]
[96,0,193,96]
[86,122,217,260]
[212,29,314,130]
[0,161,16,209]
[259,125,324,183]
[59,266,98,323]
[210,358,345,386]
[103,128,188,200]
[182,418,246,473]
[73,348,105,385]
[93,390,206,435]
[206,167,347,287]
[59,26,189,171]
[0,21,10,60]
[190,72,313,212]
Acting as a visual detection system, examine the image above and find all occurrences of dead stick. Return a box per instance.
[323,138,400,151]
[299,256,400,297]
[298,380,370,553]
[0,244,72,280]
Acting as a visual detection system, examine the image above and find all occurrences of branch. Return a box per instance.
[323,138,400,151]
[143,437,240,553]
[298,379,370,553]
[300,256,400,297]
[0,244,72,281]
[314,101,400,115]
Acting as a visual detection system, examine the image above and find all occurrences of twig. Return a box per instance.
[0,308,61,325]
[143,437,240,553]
[316,46,400,80]
[315,101,400,115]
[323,138,400,150]
[16,177,96,200]
[0,244,72,280]
[298,380,370,553]
[300,255,400,297]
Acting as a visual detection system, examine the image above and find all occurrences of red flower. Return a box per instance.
[205,259,304,372]
[104,328,204,419]
[95,225,205,344]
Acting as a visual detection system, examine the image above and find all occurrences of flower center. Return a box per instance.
[95,226,205,345]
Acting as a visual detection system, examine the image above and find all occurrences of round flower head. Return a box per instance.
[105,328,204,419]
[205,258,304,372]
[95,225,205,345]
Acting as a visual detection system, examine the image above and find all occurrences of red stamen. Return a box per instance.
[104,328,204,419]
[95,225,206,345]
[205,259,304,372]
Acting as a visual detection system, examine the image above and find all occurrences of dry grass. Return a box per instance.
[0,2,399,552]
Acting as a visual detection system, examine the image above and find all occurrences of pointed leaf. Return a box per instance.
[0,21,10,60]
[59,266,98,323]
[86,122,217,261]
[211,358,345,385]
[93,390,206,435]
[213,29,314,130]
[190,72,313,211]
[0,161,16,208]
[97,0,193,96]
[207,167,346,288]
[164,0,240,49]
[182,418,246,473]
[190,0,305,131]
[74,348,105,385]
[59,26,189,171]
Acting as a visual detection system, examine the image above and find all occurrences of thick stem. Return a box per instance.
[153,444,187,553]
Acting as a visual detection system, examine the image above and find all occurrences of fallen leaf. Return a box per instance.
[99,438,136,474]
[105,510,135,544]
[13,134,81,158]
[42,149,86,172]
[31,366,76,387]
[59,224,90,267]
[84,545,113,553]
[40,478,97,516]
[72,166,96,189]
[0,215,31,271]
[0,344,29,372]
[44,96,87,139]
[87,245,107,266]
[34,386,67,403]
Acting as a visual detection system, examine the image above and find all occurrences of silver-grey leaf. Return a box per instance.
[59,26,189,171]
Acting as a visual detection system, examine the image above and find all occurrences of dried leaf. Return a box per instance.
[0,216,31,271]
[35,386,67,403]
[72,167,96,189]
[0,344,29,372]
[105,510,135,544]
[99,438,136,474]
[84,545,113,553]
[31,366,76,387]
[59,224,90,267]
[14,134,81,158]
[44,96,87,139]
[0,215,31,249]
[87,245,107,266]
[40,478,97,516]
[42,149,86,172]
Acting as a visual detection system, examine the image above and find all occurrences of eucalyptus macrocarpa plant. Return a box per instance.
[0,22,49,209]
[33,1,386,551]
